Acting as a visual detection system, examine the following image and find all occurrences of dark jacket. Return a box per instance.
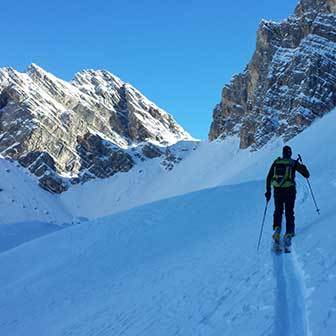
[266,158,310,192]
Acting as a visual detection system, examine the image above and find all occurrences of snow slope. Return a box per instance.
[0,109,335,335]
[1,182,273,336]
[0,156,74,252]
[59,137,277,219]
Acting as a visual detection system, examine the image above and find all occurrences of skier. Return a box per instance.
[265,146,310,252]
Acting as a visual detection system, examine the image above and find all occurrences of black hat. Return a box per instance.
[283,145,292,159]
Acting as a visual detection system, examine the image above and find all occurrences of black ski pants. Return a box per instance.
[273,187,296,235]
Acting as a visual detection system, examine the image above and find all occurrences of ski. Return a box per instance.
[283,235,292,253]
[272,243,291,254]
[272,228,282,254]
[272,241,282,254]
[272,231,293,254]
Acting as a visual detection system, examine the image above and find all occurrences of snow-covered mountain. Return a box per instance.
[1,107,335,336]
[209,0,336,148]
[0,64,192,192]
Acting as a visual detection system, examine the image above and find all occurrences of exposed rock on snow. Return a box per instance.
[209,0,336,148]
[76,133,134,180]
[0,65,192,192]
[141,143,163,159]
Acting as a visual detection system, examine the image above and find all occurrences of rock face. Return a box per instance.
[209,0,336,148]
[0,65,192,192]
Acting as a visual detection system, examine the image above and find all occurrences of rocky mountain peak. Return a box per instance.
[209,0,336,149]
[0,65,193,193]
[295,0,336,16]
[26,62,46,75]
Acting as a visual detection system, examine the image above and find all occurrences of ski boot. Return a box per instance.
[272,227,282,253]
[284,233,293,253]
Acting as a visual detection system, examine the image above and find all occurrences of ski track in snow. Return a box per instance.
[273,244,311,336]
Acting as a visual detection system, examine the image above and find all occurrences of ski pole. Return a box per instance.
[306,177,320,215]
[257,201,269,251]
[298,154,320,215]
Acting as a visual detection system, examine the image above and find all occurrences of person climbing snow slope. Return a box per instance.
[265,146,310,252]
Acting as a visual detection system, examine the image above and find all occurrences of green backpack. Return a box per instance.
[271,158,295,188]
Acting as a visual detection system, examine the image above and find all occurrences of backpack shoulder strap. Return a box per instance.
[289,159,296,166]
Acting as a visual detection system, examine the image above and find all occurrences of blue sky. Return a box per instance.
[1,0,297,139]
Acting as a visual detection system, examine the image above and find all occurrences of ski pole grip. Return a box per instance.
[298,154,303,163]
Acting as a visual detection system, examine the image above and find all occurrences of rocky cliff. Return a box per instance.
[0,65,192,192]
[209,0,336,148]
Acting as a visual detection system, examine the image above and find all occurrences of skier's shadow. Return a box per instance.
[272,253,290,336]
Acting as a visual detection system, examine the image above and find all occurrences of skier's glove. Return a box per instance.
[265,190,271,202]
